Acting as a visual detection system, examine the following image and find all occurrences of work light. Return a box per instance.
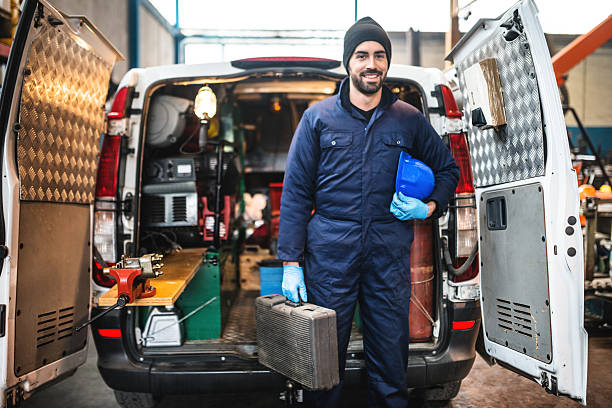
[194,85,217,150]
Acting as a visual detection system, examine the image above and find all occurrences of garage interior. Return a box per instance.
[0,0,609,407]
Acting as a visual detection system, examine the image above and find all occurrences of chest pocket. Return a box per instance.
[318,131,354,177]
[320,131,353,149]
[382,133,412,150]
[376,133,414,175]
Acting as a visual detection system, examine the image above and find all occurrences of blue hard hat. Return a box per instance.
[395,151,435,200]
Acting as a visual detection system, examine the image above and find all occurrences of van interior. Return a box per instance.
[124,72,440,358]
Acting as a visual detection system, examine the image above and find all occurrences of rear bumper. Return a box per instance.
[409,299,481,387]
[92,300,480,394]
[343,299,480,388]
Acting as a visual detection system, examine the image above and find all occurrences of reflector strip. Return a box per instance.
[98,329,121,338]
[452,320,475,330]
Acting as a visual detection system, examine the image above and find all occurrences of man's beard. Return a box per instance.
[349,68,385,95]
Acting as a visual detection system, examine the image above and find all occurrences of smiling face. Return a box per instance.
[347,41,388,96]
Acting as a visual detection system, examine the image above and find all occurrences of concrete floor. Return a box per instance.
[20,329,612,407]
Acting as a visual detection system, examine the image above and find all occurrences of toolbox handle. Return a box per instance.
[284,295,304,307]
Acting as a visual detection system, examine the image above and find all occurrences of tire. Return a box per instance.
[417,380,462,402]
[113,390,162,408]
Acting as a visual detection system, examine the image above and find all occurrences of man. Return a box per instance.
[277,17,459,407]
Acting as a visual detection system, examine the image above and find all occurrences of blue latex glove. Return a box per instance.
[282,265,308,303]
[390,191,429,220]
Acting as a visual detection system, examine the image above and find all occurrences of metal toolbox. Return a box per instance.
[255,295,339,390]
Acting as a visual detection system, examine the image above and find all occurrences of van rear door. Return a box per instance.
[446,0,587,403]
[0,0,122,404]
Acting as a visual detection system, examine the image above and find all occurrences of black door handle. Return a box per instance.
[486,196,507,230]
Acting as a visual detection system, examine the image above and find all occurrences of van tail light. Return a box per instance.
[450,133,474,194]
[437,84,462,119]
[107,87,132,120]
[449,132,479,282]
[97,87,134,198]
[93,202,117,286]
[93,137,120,282]
[92,87,134,284]
[95,135,121,198]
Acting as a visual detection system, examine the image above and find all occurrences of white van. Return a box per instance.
[0,0,587,407]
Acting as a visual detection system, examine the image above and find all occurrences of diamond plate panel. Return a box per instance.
[221,290,257,342]
[17,18,112,203]
[457,31,545,188]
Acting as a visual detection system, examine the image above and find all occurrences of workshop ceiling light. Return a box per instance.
[194,85,217,120]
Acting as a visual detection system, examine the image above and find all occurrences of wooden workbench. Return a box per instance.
[98,248,205,306]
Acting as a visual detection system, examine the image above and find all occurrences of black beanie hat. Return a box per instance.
[343,17,391,72]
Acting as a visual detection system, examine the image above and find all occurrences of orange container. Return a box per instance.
[409,220,434,342]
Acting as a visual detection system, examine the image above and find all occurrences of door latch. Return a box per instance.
[486,196,507,230]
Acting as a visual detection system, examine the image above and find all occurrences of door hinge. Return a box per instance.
[122,193,134,218]
[33,3,44,28]
[540,372,559,395]
[5,385,24,408]
[547,376,559,396]
[500,9,524,41]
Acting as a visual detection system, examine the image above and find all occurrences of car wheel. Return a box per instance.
[417,380,462,402]
[113,390,162,408]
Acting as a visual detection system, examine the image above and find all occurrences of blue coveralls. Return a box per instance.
[277,78,459,407]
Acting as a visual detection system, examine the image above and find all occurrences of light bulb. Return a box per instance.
[194,86,217,120]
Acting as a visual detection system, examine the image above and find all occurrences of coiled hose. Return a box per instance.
[442,236,479,276]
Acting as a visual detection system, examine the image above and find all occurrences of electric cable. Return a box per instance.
[74,294,129,332]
